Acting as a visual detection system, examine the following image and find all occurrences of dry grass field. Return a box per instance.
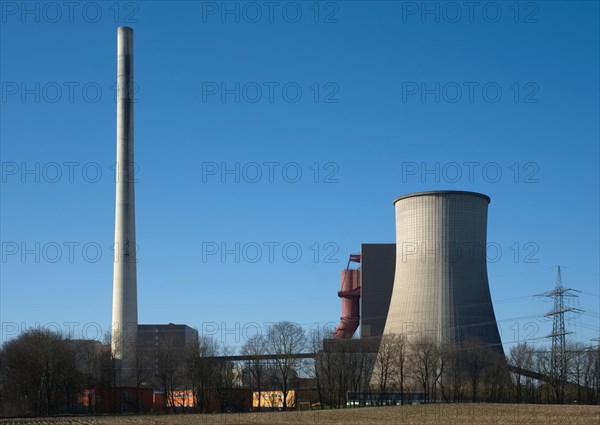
[1,404,598,425]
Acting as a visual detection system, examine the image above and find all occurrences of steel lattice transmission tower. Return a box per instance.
[537,266,581,403]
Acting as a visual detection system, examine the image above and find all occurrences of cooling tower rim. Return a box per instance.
[393,190,491,205]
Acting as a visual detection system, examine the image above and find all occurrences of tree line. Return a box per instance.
[1,323,599,417]
[312,333,599,407]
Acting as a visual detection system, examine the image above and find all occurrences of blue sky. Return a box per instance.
[1,1,599,352]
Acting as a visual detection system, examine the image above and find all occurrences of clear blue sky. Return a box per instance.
[1,1,599,352]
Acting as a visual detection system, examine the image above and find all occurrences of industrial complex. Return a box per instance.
[3,2,599,417]
[108,25,505,407]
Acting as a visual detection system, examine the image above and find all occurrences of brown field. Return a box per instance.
[1,404,599,425]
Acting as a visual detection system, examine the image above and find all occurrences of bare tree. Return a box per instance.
[99,332,119,413]
[133,342,152,412]
[582,344,600,404]
[186,335,220,412]
[321,337,375,409]
[308,327,326,409]
[75,340,102,413]
[481,348,509,402]
[184,336,199,411]
[58,339,83,413]
[566,341,586,403]
[461,339,487,403]
[333,340,352,408]
[435,342,452,402]
[316,337,338,408]
[155,336,180,413]
[347,339,372,407]
[409,336,440,402]
[509,342,534,402]
[391,334,408,404]
[534,349,553,402]
[446,344,465,402]
[215,344,236,412]
[241,334,268,411]
[266,321,307,411]
[372,335,396,397]
[591,344,600,404]
[321,341,340,409]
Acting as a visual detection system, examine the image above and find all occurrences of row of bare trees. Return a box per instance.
[132,320,310,413]
[311,333,599,407]
[509,341,600,404]
[366,335,510,404]
[308,326,373,408]
[2,325,599,416]
[0,323,309,416]
[238,321,308,411]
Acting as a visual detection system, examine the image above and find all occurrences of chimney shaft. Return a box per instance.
[111,26,137,385]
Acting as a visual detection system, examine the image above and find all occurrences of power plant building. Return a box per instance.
[359,244,396,338]
[137,324,199,351]
[138,324,199,379]
[332,245,396,339]
[332,191,503,356]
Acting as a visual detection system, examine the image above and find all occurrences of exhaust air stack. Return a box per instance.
[111,26,138,385]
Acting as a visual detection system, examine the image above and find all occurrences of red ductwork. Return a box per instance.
[332,268,361,339]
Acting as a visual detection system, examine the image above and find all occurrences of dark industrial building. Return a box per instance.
[137,323,198,348]
[137,323,198,378]
[359,244,396,338]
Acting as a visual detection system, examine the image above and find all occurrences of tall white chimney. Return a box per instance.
[111,26,137,385]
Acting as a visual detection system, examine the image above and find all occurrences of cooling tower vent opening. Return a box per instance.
[393,190,491,205]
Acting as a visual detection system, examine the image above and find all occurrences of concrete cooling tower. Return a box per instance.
[381,191,503,354]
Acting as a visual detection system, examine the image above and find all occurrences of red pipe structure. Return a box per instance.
[332,255,361,339]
